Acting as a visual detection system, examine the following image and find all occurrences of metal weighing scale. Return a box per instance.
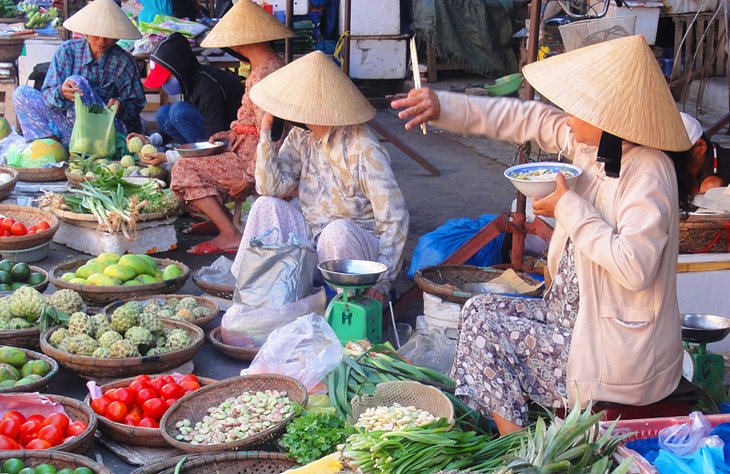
[681,313,730,399]
[318,260,387,345]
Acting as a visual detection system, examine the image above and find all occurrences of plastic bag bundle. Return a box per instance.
[398,330,456,375]
[658,412,713,457]
[68,93,116,158]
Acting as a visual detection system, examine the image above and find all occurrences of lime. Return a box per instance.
[0,259,13,273]
[1,458,25,474]
[27,272,45,286]
[0,271,11,285]
[72,469,93,474]
[0,284,10,291]
[18,468,36,474]
[34,464,56,474]
[9,282,26,290]
[56,469,74,474]
[9,263,30,282]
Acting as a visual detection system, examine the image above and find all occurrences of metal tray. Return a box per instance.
[175,141,225,158]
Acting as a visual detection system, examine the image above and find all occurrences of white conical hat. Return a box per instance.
[522,35,690,151]
[63,0,141,40]
[249,51,375,126]
[201,0,294,48]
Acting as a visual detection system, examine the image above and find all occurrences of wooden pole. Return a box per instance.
[342,0,351,76]
[284,0,294,64]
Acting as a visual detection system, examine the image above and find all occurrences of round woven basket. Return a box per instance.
[0,450,112,474]
[192,270,233,300]
[208,326,259,362]
[679,214,730,254]
[160,374,308,453]
[0,327,40,349]
[0,205,59,251]
[49,257,190,305]
[349,381,455,427]
[40,319,204,378]
[64,169,96,189]
[102,294,219,328]
[130,451,298,474]
[0,266,49,296]
[0,38,25,63]
[0,166,19,201]
[84,376,217,447]
[0,347,59,394]
[50,208,177,230]
[413,265,544,304]
[33,394,98,453]
[13,165,67,182]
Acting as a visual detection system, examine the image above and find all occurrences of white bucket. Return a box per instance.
[559,16,637,51]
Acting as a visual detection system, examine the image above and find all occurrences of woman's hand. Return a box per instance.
[209,130,233,144]
[364,288,387,305]
[140,152,166,166]
[219,177,253,199]
[61,79,80,101]
[261,113,274,132]
[107,98,121,114]
[390,88,441,131]
[533,173,569,218]
[126,132,150,146]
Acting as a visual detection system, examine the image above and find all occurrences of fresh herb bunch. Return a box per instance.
[280,408,355,465]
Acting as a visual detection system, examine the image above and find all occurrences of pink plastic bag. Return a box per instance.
[0,393,66,419]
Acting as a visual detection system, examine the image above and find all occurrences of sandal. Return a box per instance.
[187,242,238,255]
[183,221,218,235]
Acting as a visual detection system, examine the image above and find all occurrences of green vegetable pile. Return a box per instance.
[0,0,16,18]
[280,409,355,465]
[20,2,59,29]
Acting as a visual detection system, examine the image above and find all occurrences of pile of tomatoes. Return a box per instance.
[90,374,201,428]
[0,410,88,450]
[0,217,51,237]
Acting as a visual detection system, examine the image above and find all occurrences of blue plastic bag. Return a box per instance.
[408,214,505,279]
[654,440,730,473]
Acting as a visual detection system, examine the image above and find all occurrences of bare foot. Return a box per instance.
[204,233,242,251]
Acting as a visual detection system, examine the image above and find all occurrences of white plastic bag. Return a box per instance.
[398,329,456,376]
[658,411,714,457]
[196,256,235,286]
[243,313,343,392]
[221,287,326,348]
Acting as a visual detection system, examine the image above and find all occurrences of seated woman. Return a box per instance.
[138,0,175,23]
[238,50,409,303]
[13,0,145,146]
[681,112,730,193]
[393,35,691,434]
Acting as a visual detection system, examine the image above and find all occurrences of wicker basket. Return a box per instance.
[160,375,308,453]
[102,294,219,328]
[49,257,190,305]
[0,347,58,394]
[35,394,98,453]
[192,270,233,300]
[413,265,544,304]
[13,165,67,182]
[0,266,49,296]
[0,450,112,474]
[40,319,204,378]
[0,327,40,349]
[349,381,455,426]
[0,37,25,63]
[50,208,177,230]
[130,451,298,474]
[0,166,19,201]
[679,214,730,254]
[84,376,216,447]
[65,169,96,189]
[0,205,59,251]
[208,326,259,362]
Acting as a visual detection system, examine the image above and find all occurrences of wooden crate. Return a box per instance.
[669,12,727,89]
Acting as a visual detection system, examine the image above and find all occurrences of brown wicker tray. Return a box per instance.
[49,257,190,305]
[0,450,112,474]
[130,451,298,474]
[680,213,730,254]
[0,347,58,393]
[208,326,258,362]
[192,270,233,300]
[0,265,49,296]
[65,169,96,189]
[0,166,19,201]
[413,265,544,304]
[34,394,98,454]
[102,294,219,328]
[0,205,59,251]
[0,326,40,348]
[84,376,217,447]
[160,375,308,453]
[13,165,67,182]
[40,319,204,378]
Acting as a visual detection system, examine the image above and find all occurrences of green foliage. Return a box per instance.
[280,408,355,465]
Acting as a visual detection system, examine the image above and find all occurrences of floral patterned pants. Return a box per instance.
[452,242,579,426]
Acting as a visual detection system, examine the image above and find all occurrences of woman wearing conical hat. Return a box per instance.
[231,51,409,302]
[13,0,146,146]
[393,35,693,435]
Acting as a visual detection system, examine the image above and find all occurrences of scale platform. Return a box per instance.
[681,313,730,399]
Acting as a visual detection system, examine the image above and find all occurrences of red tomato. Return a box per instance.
[9,222,26,236]
[27,225,36,232]
[149,378,165,393]
[127,380,146,395]
[0,419,19,440]
[19,420,39,445]
[37,425,64,446]
[41,413,69,433]
[106,401,128,423]
[25,438,51,450]
[109,387,134,406]
[0,434,19,450]
[36,221,50,231]
[179,374,199,385]
[160,383,185,401]
[2,411,25,425]
[180,380,201,393]
[26,415,44,425]
[123,414,140,426]
[25,230,35,235]
[142,398,166,421]
[128,405,144,419]
[66,421,87,437]
[135,388,157,406]
[165,398,177,408]
[91,396,111,417]
[134,374,152,384]
[138,417,159,428]
[1,218,14,231]
[159,375,174,385]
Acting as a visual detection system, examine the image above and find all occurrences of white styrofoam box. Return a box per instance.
[423,292,462,337]
[349,35,407,80]
[664,0,718,14]
[54,218,178,255]
[339,0,400,36]
[252,0,307,16]
[18,37,63,87]
[606,1,662,45]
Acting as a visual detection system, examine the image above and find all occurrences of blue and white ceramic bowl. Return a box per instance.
[504,162,582,198]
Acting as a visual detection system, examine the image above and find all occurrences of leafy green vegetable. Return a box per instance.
[280,408,355,465]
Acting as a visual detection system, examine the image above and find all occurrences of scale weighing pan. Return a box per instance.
[681,313,730,344]
[318,260,387,287]
[175,141,225,158]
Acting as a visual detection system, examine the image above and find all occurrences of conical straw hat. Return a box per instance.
[522,35,690,151]
[201,0,294,48]
[249,51,376,126]
[63,0,141,40]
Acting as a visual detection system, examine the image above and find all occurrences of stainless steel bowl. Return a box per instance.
[175,141,225,158]
[318,260,388,287]
[681,313,730,344]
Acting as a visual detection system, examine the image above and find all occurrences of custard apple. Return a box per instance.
[91,313,111,338]
[165,329,191,350]
[92,347,111,358]
[109,339,140,358]
[138,313,163,335]
[9,287,44,322]
[98,330,123,348]
[140,144,157,159]
[146,347,170,356]
[0,321,9,330]
[164,299,180,311]
[156,308,174,319]
[111,303,140,333]
[174,309,194,322]
[193,306,210,319]
[120,155,135,168]
[127,136,144,154]
[66,334,99,356]
[155,335,166,347]
[142,301,162,314]
[0,298,12,322]
[178,297,197,311]
[49,328,69,347]
[47,290,84,314]
[9,318,31,329]
[68,312,95,337]
[125,326,153,346]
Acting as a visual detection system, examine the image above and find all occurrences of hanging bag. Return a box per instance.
[68,93,116,158]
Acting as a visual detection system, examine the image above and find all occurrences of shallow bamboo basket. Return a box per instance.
[192,270,233,300]
[0,166,19,201]
[0,205,59,251]
[0,266,49,295]
[680,214,730,253]
[208,327,259,362]
[160,375,308,453]
[130,451,297,474]
[0,347,59,393]
[64,169,96,189]
[0,450,111,473]
[13,165,67,182]
[103,294,219,328]
[0,327,40,348]
[31,394,98,453]
[40,319,204,378]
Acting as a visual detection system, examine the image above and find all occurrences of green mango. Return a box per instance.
[97,252,121,264]
[136,274,159,284]
[15,375,41,386]
[69,278,88,285]
[76,262,104,279]
[103,264,136,282]
[0,363,19,382]
[0,379,15,389]
[122,279,142,286]
[86,273,118,287]
[0,346,26,367]
[162,264,183,281]
[117,254,148,276]
[60,272,77,282]
[137,254,159,275]
[21,359,50,377]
